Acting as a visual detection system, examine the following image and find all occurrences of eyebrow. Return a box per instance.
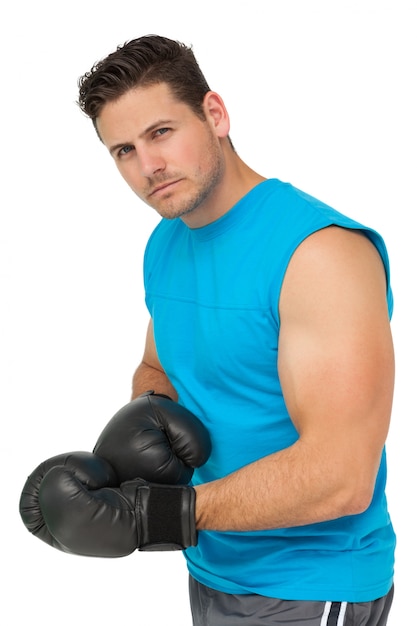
[108,119,174,156]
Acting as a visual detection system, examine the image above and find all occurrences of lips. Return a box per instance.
[150,179,182,197]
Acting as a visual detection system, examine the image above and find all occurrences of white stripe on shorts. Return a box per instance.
[337,602,347,624]
[320,602,331,625]
[320,601,348,625]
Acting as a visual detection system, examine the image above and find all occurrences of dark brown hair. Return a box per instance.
[78,35,211,131]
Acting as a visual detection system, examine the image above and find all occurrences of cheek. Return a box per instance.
[174,129,216,171]
[172,140,200,166]
[116,165,131,187]
[114,163,144,196]
[116,160,139,183]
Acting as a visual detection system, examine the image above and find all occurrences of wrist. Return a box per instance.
[123,480,198,550]
[194,484,208,531]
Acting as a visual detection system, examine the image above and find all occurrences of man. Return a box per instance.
[77,35,395,625]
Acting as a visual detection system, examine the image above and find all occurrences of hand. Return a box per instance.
[35,468,196,556]
[19,451,118,551]
[19,391,209,555]
[93,390,211,484]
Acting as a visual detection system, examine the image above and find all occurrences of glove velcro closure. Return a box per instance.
[135,482,197,551]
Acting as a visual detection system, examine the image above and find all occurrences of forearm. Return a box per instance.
[194,440,374,532]
[131,361,178,401]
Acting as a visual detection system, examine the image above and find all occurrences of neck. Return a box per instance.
[182,153,266,229]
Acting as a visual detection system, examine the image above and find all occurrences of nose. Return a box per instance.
[136,145,165,177]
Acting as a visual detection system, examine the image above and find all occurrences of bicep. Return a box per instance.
[278,227,394,479]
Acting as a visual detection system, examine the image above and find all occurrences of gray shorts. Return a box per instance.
[189,576,394,625]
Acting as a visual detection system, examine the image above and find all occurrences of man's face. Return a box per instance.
[97,82,226,226]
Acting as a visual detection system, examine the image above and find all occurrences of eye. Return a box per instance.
[118,145,134,157]
[153,127,170,138]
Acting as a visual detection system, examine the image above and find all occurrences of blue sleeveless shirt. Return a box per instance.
[144,178,395,602]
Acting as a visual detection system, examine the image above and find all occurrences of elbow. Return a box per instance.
[330,454,381,518]
[338,481,375,517]
[345,489,374,516]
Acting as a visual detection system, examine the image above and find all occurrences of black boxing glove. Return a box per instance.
[19,451,118,551]
[19,391,210,554]
[37,466,196,556]
[93,391,211,484]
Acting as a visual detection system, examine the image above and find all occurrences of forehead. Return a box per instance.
[96,82,192,145]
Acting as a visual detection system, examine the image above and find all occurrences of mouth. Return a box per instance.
[149,179,183,197]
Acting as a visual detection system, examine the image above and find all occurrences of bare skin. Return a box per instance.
[194,227,394,530]
[131,321,178,401]
[133,227,394,531]
[98,82,394,533]
[97,82,264,229]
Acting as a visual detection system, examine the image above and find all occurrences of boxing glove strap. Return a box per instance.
[136,482,197,551]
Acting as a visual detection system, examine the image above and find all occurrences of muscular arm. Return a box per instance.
[131,319,178,401]
[195,227,394,531]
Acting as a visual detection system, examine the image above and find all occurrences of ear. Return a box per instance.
[202,91,230,138]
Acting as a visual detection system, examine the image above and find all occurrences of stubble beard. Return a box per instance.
[146,137,225,221]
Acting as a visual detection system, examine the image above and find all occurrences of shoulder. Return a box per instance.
[279,225,389,325]
[287,225,386,284]
[300,224,382,262]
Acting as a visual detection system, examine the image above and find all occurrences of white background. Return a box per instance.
[1,1,415,623]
